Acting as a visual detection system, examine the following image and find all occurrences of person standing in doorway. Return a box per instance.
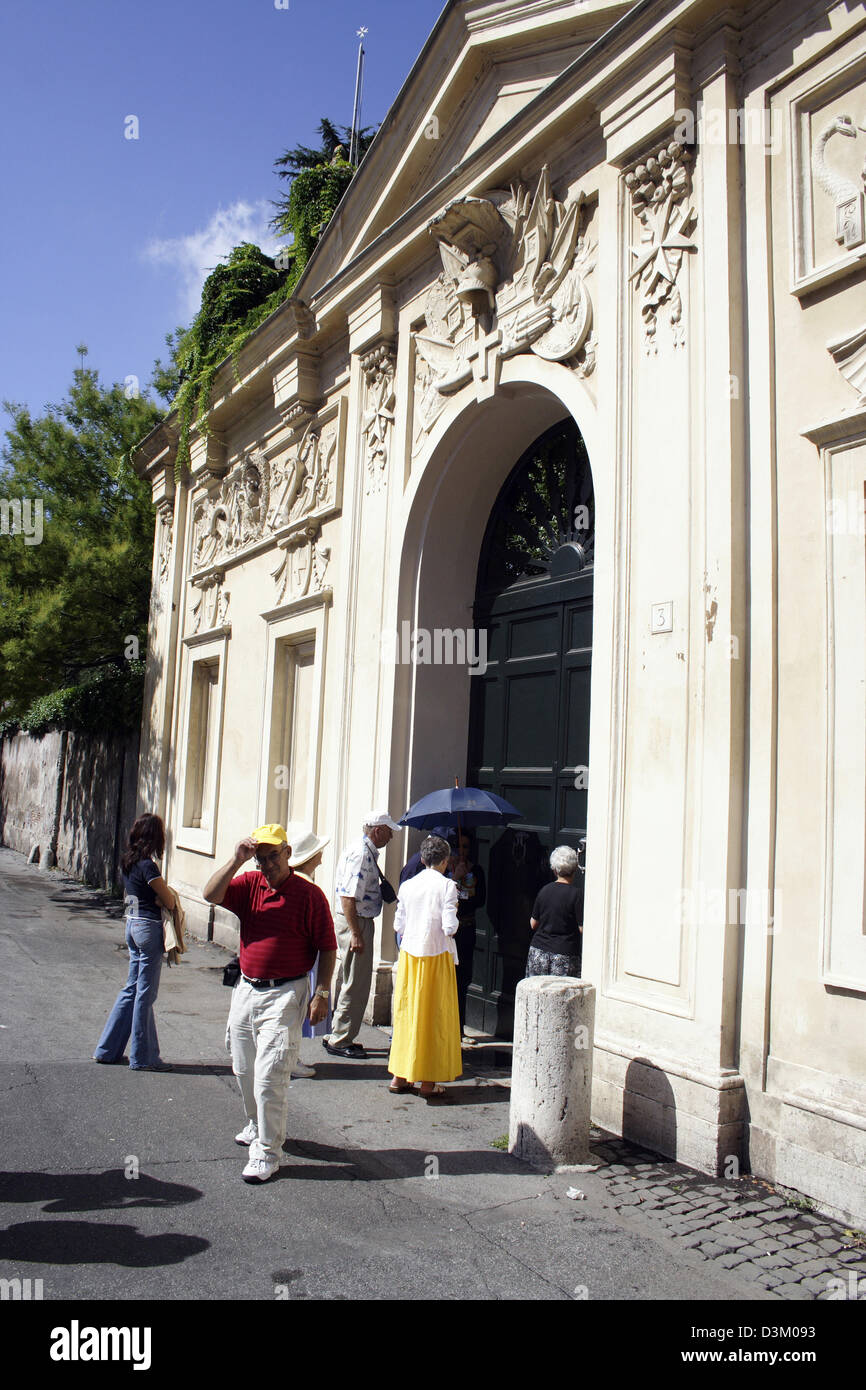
[324,811,401,1059]
[525,845,583,977]
[449,830,486,1043]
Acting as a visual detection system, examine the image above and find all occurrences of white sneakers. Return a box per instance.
[242,1155,279,1184]
[236,1119,290,1180]
[291,1061,316,1078]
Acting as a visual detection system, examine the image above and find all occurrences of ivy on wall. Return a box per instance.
[169,149,359,478]
[169,243,291,476]
[0,662,146,739]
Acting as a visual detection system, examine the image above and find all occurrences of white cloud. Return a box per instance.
[144,200,284,318]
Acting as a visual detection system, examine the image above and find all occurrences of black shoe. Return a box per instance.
[322,1039,367,1058]
[130,1062,174,1072]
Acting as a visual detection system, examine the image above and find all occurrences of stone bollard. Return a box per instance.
[509,975,595,1168]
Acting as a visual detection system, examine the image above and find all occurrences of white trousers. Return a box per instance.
[226,976,309,1163]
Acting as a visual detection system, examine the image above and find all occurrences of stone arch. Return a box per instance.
[386,358,607,846]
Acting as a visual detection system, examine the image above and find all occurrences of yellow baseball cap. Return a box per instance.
[251,823,288,847]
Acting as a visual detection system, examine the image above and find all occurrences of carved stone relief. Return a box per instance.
[269,419,337,530]
[361,345,397,493]
[156,502,174,585]
[828,325,866,403]
[191,449,270,570]
[189,407,343,575]
[412,167,596,446]
[189,570,230,634]
[811,112,866,251]
[271,523,331,605]
[626,141,697,352]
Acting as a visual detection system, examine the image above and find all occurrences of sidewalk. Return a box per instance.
[1,846,863,1302]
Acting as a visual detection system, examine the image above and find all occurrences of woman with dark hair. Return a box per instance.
[93,813,178,1071]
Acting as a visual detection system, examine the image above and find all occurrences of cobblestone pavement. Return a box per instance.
[584,1129,866,1301]
[411,1035,866,1303]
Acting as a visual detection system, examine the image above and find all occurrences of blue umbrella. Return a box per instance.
[400,784,524,832]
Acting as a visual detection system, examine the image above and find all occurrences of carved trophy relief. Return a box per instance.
[411,167,596,446]
[267,419,336,530]
[811,112,866,250]
[361,345,397,494]
[189,404,343,577]
[626,141,697,353]
[231,451,270,551]
[191,448,271,570]
[495,168,594,364]
[191,490,229,570]
[189,570,230,635]
[271,523,331,605]
[157,502,174,584]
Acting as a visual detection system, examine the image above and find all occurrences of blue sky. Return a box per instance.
[0,0,445,417]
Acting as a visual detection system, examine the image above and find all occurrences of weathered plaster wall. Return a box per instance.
[0,729,139,889]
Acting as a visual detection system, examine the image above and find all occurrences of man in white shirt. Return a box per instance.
[324,811,401,1058]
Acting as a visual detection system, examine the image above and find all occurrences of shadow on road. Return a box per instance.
[48,894,125,919]
[0,1169,201,1213]
[281,1136,525,1181]
[0,1220,209,1267]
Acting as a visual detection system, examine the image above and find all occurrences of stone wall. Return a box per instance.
[0,728,139,889]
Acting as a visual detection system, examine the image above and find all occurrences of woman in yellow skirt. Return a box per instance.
[388,834,462,1101]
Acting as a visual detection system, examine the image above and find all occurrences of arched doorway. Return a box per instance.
[465,417,594,1036]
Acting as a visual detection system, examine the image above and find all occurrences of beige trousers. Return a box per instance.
[328,914,374,1047]
[226,976,309,1163]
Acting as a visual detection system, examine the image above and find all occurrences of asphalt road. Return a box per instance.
[0,848,765,1304]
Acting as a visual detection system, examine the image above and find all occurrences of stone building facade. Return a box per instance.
[135,0,866,1224]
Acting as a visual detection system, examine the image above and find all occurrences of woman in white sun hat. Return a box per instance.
[287,826,331,1077]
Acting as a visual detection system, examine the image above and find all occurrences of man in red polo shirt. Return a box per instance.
[204,824,337,1183]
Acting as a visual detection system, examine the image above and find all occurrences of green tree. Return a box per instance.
[273,115,376,180]
[169,123,377,473]
[270,116,376,244]
[0,352,162,724]
[167,242,292,473]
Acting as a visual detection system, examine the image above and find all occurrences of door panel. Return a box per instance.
[465,419,593,1037]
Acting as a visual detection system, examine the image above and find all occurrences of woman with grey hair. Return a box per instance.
[388,833,462,1101]
[525,844,583,977]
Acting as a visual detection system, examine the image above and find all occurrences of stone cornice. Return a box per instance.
[182,623,231,649]
[299,0,729,326]
[802,407,866,448]
[259,588,333,624]
[143,0,741,451]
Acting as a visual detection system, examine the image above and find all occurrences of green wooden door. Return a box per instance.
[465,419,593,1037]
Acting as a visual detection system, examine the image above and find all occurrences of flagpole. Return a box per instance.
[350,27,367,166]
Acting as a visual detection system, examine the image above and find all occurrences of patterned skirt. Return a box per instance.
[526,944,582,978]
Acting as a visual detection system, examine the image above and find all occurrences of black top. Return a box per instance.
[531,880,583,955]
[123,857,162,921]
[399,851,424,885]
[455,863,486,922]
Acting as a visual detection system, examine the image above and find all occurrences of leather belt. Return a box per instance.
[241,972,305,990]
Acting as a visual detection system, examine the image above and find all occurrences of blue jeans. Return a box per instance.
[94,917,164,1067]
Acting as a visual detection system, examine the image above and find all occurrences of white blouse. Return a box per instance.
[395,867,460,962]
